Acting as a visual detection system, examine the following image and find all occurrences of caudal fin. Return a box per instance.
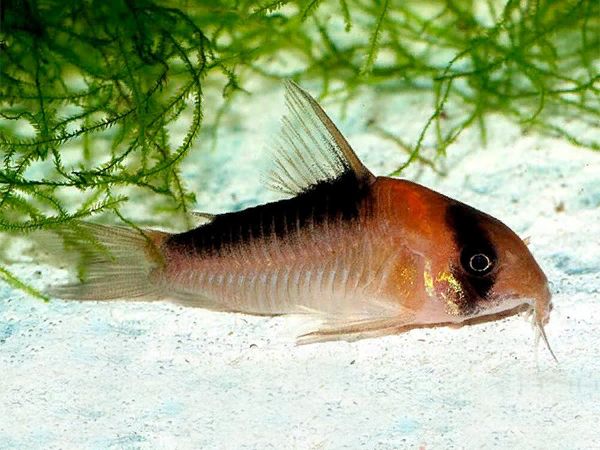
[37,222,169,301]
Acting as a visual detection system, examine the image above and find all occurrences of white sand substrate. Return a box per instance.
[1,84,599,449]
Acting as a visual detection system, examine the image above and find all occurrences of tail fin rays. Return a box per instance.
[40,222,169,301]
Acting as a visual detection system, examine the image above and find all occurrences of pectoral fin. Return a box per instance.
[296,315,415,345]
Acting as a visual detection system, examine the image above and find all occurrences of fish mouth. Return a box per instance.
[394,291,557,362]
[485,291,557,362]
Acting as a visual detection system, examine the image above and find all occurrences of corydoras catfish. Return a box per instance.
[41,81,554,355]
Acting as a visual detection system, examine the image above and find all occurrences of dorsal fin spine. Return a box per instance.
[286,81,373,182]
[266,80,375,196]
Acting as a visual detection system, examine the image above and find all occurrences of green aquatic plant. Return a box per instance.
[1,0,598,296]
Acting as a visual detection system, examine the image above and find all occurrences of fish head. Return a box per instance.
[375,178,551,324]
[434,200,552,327]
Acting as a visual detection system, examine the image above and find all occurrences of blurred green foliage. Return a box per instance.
[0,0,598,234]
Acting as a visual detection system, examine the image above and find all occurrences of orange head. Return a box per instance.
[373,178,553,355]
[442,199,552,321]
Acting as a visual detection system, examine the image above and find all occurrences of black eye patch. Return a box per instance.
[446,202,498,302]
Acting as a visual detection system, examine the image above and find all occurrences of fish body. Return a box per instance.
[46,82,552,345]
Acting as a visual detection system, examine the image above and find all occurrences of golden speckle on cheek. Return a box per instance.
[422,264,468,316]
[382,261,423,308]
[437,271,463,296]
[423,261,435,297]
[398,266,416,286]
[392,265,418,300]
[436,271,465,316]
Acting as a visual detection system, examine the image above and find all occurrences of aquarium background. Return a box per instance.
[1,1,599,448]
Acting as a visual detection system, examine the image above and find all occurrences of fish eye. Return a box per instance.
[468,253,493,274]
[460,248,495,276]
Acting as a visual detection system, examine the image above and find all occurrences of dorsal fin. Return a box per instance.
[190,211,216,225]
[266,81,375,195]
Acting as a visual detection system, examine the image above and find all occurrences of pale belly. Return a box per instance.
[160,228,406,318]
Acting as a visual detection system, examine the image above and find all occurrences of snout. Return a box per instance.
[534,283,553,325]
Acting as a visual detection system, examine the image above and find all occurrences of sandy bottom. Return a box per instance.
[1,86,599,449]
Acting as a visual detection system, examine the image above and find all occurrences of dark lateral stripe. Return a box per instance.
[445,202,497,307]
[167,171,371,255]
